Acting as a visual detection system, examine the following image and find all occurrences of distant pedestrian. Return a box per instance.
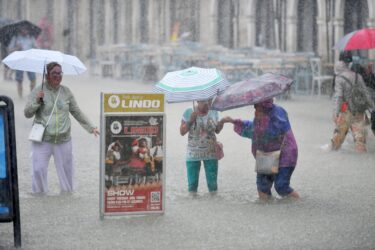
[220,99,299,201]
[180,100,224,194]
[36,16,54,49]
[1,43,12,80]
[24,62,99,194]
[331,51,375,152]
[8,27,37,97]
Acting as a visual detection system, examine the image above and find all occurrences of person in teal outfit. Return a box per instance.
[180,100,224,194]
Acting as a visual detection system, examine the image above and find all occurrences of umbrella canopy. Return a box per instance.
[0,20,41,47]
[2,48,87,75]
[154,67,230,103]
[211,73,293,111]
[0,18,13,28]
[333,28,375,51]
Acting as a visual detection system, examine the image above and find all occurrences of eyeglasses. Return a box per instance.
[50,72,63,77]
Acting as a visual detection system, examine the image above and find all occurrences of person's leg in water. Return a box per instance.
[203,159,218,193]
[351,113,367,153]
[186,160,201,194]
[256,174,274,201]
[331,112,350,150]
[274,167,299,199]
[15,70,24,98]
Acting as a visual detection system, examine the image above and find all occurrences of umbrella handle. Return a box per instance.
[192,101,197,129]
[39,63,46,104]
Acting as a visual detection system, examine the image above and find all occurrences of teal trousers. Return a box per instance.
[186,159,218,192]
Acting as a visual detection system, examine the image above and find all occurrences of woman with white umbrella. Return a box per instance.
[24,62,99,194]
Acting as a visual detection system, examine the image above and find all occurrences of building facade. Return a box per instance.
[0,0,374,62]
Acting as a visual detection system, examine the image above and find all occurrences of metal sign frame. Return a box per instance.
[0,96,21,248]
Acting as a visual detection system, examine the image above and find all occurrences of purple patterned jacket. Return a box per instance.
[233,102,298,168]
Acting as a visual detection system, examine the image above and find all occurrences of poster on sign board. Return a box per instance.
[100,93,165,216]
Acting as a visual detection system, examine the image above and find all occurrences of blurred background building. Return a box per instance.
[0,0,373,62]
[0,0,374,88]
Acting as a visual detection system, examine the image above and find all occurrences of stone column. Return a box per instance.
[104,0,112,45]
[285,16,297,52]
[367,0,375,60]
[149,0,163,45]
[199,0,217,46]
[76,0,91,59]
[284,0,297,52]
[332,17,344,61]
[367,18,375,60]
[132,0,140,44]
[117,1,126,44]
[238,0,253,48]
[316,17,329,61]
[163,0,171,43]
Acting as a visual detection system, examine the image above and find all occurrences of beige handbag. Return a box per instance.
[255,150,281,174]
[28,123,46,142]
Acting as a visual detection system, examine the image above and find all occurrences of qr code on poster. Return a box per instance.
[151,191,160,203]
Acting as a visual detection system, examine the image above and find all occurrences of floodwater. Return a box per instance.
[1,73,375,250]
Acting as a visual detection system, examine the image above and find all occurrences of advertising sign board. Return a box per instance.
[100,93,165,216]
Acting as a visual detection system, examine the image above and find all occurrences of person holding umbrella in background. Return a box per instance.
[8,27,38,97]
[331,51,375,152]
[24,62,99,194]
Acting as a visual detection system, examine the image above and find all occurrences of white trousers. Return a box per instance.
[31,139,74,193]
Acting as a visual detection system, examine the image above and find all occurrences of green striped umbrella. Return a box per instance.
[154,67,230,103]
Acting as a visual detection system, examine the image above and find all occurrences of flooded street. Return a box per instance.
[1,74,375,250]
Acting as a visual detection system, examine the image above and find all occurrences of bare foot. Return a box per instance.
[288,191,300,199]
[258,191,272,201]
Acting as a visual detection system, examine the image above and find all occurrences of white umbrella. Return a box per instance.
[154,67,230,103]
[2,48,86,75]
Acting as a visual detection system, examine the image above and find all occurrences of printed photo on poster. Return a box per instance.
[103,114,164,214]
